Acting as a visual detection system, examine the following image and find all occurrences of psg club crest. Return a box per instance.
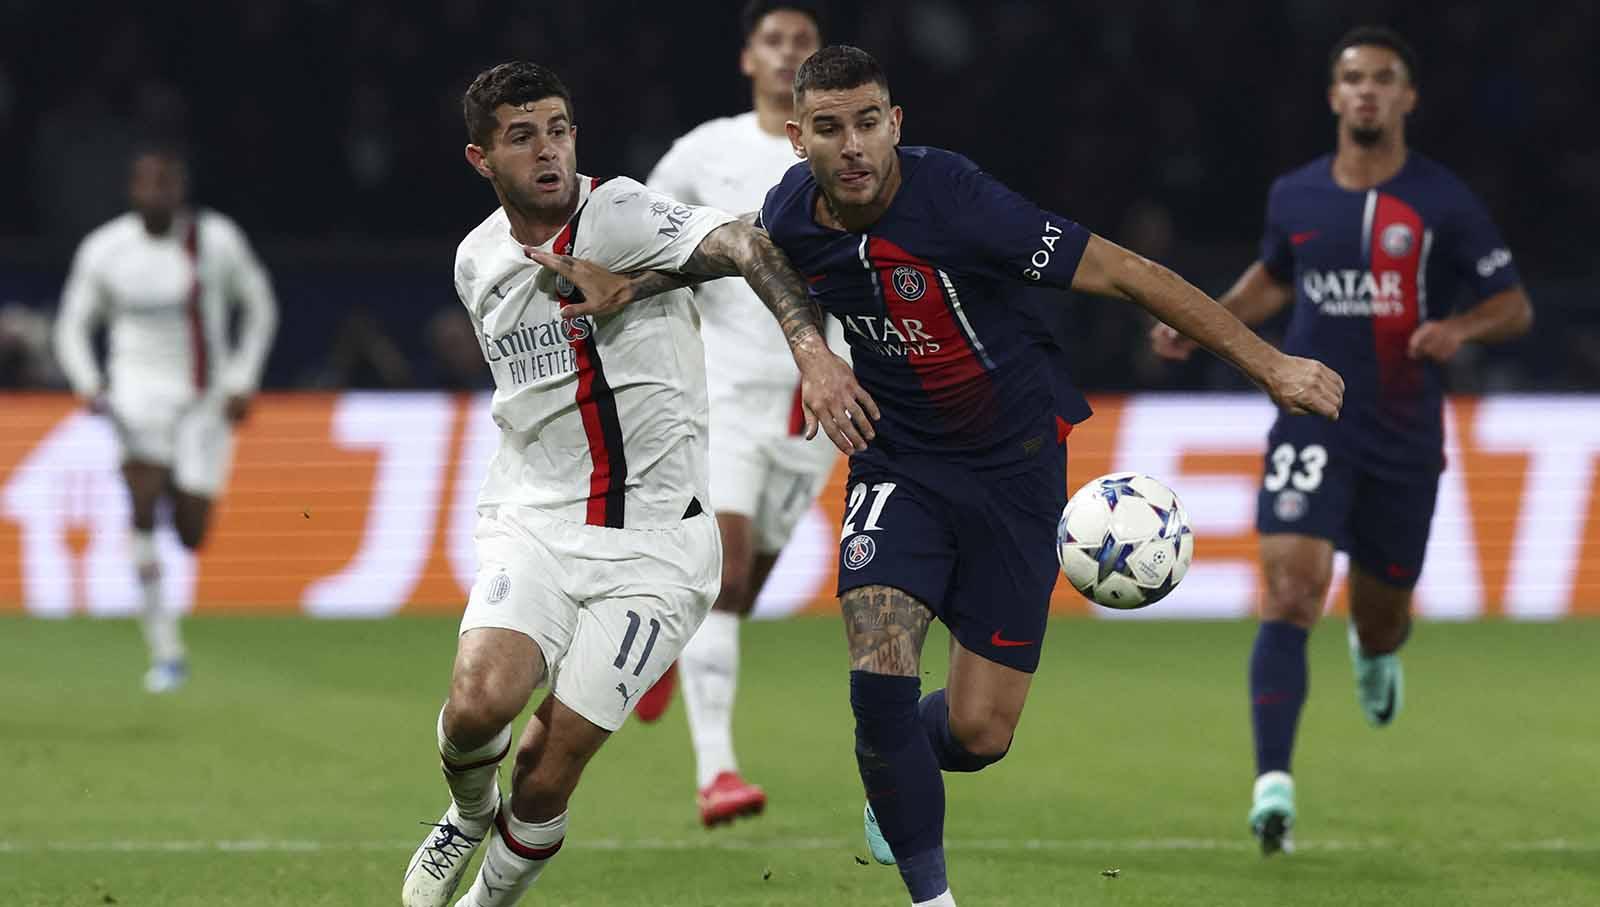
[843,533,877,570]
[487,571,512,604]
[1380,223,1414,257]
[1274,489,1308,523]
[891,266,927,302]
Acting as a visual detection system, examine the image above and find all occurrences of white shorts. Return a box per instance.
[459,505,721,732]
[108,390,235,497]
[708,385,838,554]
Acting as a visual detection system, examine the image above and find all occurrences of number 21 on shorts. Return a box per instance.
[841,482,897,538]
[1263,443,1327,493]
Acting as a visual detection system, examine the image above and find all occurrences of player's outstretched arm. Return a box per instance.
[1150,262,1293,361]
[1073,234,1344,419]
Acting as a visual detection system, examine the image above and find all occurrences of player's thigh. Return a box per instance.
[120,460,171,527]
[945,451,1064,674]
[451,627,548,725]
[1256,415,1352,623]
[946,639,1033,754]
[556,515,721,730]
[751,435,836,555]
[170,490,215,550]
[458,509,583,699]
[840,584,936,677]
[1346,468,1440,591]
[713,511,757,609]
[171,398,236,500]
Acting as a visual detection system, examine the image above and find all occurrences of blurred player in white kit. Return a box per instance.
[637,0,846,828]
[53,145,279,693]
[401,62,871,907]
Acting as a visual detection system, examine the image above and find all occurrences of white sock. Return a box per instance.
[438,706,512,826]
[681,609,740,789]
[912,889,957,907]
[133,531,183,663]
[457,805,567,907]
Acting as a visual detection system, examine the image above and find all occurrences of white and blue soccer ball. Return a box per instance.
[1057,472,1194,610]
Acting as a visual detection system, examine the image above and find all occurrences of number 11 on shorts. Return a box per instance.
[613,610,661,677]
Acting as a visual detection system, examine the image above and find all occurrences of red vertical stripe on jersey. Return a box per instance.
[554,200,628,528]
[787,384,806,435]
[1368,193,1425,408]
[183,219,208,391]
[864,236,990,419]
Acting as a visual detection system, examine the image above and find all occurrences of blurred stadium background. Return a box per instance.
[2,3,1598,905]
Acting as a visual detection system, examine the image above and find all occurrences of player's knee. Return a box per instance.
[946,709,1016,764]
[1262,565,1330,627]
[175,519,207,551]
[447,670,524,739]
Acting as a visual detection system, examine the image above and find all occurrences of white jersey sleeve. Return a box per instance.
[208,214,280,395]
[579,178,734,274]
[53,232,110,398]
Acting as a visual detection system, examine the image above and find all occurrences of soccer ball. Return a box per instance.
[1056,472,1194,610]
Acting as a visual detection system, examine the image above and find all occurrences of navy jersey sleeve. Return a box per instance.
[1259,178,1294,282]
[943,156,1090,290]
[1444,186,1520,299]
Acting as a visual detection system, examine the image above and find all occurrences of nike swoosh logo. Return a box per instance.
[1374,682,1396,724]
[990,630,1035,648]
[1290,230,1320,245]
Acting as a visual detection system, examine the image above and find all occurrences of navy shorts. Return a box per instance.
[1255,414,1440,587]
[836,447,1066,673]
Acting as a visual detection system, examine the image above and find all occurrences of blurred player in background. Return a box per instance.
[403,62,868,907]
[53,145,279,694]
[639,0,847,828]
[551,44,1343,907]
[1151,26,1534,855]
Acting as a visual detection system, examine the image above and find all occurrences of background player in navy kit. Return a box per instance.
[1151,27,1534,855]
[537,46,1341,907]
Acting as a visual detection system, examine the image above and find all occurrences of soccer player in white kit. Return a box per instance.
[402,62,873,907]
[53,146,279,693]
[637,0,844,827]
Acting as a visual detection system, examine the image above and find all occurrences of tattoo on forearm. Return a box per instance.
[626,270,706,302]
[683,223,824,349]
[840,585,933,676]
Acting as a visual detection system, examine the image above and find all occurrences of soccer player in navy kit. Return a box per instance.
[542,45,1340,906]
[1152,27,1534,855]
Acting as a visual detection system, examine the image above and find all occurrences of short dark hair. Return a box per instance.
[462,62,574,147]
[793,44,889,102]
[740,0,823,40]
[1329,26,1419,86]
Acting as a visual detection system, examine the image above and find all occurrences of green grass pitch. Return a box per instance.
[2,615,1597,906]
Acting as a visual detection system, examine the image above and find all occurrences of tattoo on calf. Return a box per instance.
[841,585,933,676]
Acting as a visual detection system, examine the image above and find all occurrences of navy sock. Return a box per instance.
[1249,621,1309,776]
[919,688,1007,773]
[851,671,947,902]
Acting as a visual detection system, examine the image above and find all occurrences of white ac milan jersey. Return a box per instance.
[648,112,848,411]
[54,210,279,403]
[455,175,735,529]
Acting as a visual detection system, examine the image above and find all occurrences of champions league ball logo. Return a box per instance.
[1381,223,1414,257]
[843,533,877,570]
[892,266,927,302]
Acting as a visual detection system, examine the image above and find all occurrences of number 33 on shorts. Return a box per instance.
[1263,443,1327,493]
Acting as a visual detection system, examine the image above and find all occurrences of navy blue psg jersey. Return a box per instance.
[1262,153,1520,470]
[760,146,1091,470]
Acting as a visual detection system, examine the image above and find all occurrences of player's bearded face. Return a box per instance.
[791,86,903,209]
[1329,46,1416,147]
[486,100,579,215]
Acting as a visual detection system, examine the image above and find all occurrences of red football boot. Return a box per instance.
[698,771,767,827]
[633,663,677,723]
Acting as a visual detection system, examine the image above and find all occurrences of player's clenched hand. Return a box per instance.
[1406,320,1465,363]
[1149,322,1198,361]
[1264,353,1344,420]
[795,343,880,454]
[523,247,633,319]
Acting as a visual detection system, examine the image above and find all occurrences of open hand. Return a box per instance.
[797,346,880,454]
[1264,353,1344,420]
[523,247,633,319]
[1407,320,1465,363]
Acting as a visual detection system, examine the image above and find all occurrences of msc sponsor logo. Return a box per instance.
[1301,269,1406,317]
